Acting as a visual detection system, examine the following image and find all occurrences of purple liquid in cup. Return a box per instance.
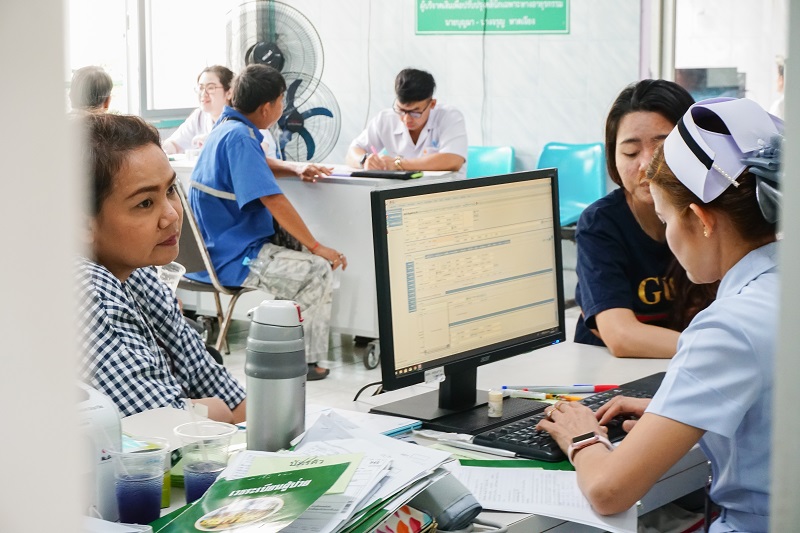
[184,460,226,503]
[116,473,162,524]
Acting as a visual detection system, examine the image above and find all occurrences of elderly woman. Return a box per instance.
[69,65,113,113]
[77,112,246,423]
[539,97,782,532]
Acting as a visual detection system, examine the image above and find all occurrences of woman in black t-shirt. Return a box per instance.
[574,80,716,357]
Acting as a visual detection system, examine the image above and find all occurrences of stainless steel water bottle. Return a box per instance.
[245,300,307,451]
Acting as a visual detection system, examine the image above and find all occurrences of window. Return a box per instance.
[67,0,237,120]
[66,0,129,113]
[138,0,235,119]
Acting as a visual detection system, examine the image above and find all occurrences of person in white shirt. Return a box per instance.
[346,68,467,177]
[162,65,234,155]
[163,65,332,182]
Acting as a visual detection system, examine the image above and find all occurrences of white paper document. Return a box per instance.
[305,405,421,436]
[448,465,637,533]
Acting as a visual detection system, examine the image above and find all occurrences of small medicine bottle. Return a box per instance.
[487,389,503,418]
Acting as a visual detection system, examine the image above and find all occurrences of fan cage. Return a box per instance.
[280,78,341,163]
[226,0,324,99]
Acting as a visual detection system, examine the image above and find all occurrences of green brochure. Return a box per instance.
[154,463,348,532]
[232,452,363,494]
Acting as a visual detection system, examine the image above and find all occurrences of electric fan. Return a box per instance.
[226,0,324,102]
[278,73,340,163]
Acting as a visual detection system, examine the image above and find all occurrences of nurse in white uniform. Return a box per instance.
[163,65,332,182]
[346,68,467,177]
[162,65,234,155]
[537,97,783,533]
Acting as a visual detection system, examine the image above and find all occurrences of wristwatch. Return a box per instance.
[567,431,614,465]
[359,152,369,168]
[394,156,403,169]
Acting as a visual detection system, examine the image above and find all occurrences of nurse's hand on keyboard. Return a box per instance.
[535,401,604,453]
[596,396,651,433]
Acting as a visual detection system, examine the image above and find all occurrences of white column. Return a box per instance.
[771,0,800,528]
[0,0,82,531]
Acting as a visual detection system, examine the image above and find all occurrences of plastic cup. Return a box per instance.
[110,437,170,525]
[174,421,238,503]
[156,261,186,294]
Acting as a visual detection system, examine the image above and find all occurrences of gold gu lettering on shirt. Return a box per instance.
[637,276,676,305]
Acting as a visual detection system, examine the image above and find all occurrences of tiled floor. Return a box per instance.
[221,305,582,411]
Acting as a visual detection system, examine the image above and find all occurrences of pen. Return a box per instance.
[502,384,619,394]
[438,439,517,458]
[370,145,379,156]
[509,390,546,400]
[545,394,583,401]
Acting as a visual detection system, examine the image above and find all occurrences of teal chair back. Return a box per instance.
[537,142,607,227]
[467,146,515,178]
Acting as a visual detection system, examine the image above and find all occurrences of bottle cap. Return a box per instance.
[249,300,303,326]
[487,389,503,400]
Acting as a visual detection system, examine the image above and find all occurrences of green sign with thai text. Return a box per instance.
[417,0,569,34]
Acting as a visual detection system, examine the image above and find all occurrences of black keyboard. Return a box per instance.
[472,372,665,462]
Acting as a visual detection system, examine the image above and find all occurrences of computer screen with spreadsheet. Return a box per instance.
[369,170,566,432]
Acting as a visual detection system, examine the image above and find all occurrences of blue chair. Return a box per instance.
[466,146,515,178]
[537,142,607,228]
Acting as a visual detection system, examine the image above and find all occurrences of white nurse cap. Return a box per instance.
[663,97,783,204]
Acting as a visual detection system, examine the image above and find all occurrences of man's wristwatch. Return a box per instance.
[394,156,403,169]
[359,152,369,168]
[567,431,614,465]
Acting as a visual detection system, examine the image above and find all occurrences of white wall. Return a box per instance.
[1,0,82,531]
[296,0,641,170]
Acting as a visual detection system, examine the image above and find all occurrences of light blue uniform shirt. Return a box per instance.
[647,241,778,533]
[187,106,283,286]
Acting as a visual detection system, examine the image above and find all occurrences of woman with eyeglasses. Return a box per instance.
[163,65,332,182]
[162,65,234,155]
[345,68,468,177]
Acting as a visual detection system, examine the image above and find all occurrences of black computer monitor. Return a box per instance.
[369,169,567,433]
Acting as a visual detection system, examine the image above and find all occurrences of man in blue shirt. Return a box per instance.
[188,65,347,380]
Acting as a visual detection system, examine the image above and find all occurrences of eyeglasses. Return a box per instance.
[194,83,223,95]
[393,99,432,119]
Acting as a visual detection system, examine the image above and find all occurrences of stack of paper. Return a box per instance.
[288,411,452,532]
[152,410,451,533]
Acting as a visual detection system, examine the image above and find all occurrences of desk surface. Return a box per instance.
[156,340,704,532]
[354,341,707,532]
[356,339,671,409]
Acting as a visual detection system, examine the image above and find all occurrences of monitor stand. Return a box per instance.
[369,368,548,434]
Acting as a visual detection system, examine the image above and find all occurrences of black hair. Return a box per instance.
[69,66,113,111]
[605,79,695,187]
[198,65,235,91]
[394,68,436,104]
[231,64,286,114]
[84,113,161,215]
